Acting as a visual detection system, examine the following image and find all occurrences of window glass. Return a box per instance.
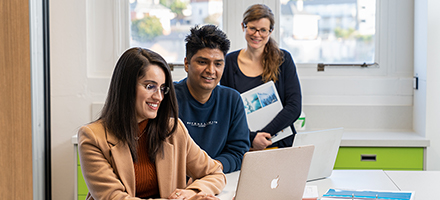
[129,0,223,63]
[280,0,376,64]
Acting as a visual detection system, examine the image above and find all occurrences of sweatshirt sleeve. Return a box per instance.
[214,94,250,173]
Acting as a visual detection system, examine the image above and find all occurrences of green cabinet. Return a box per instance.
[334,147,424,170]
[77,154,89,199]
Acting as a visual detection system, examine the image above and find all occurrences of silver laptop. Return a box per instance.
[234,145,315,200]
[293,128,344,181]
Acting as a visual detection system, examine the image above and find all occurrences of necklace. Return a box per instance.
[136,119,148,140]
[135,132,145,140]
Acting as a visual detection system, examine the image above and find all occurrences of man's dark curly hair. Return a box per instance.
[185,24,230,61]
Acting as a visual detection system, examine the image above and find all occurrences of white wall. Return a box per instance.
[413,0,427,138]
[50,0,89,199]
[414,0,440,170]
[425,0,440,171]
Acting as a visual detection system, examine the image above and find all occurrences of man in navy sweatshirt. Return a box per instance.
[174,25,250,173]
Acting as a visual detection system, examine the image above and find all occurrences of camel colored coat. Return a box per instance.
[78,119,226,200]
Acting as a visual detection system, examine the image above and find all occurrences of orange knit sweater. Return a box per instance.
[134,120,160,198]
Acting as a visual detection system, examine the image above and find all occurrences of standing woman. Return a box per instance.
[221,4,302,150]
[78,47,225,200]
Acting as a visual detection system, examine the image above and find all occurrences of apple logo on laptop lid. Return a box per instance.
[270,175,280,189]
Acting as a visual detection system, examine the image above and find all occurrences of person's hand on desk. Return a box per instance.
[169,189,219,200]
[188,193,219,200]
[250,132,272,150]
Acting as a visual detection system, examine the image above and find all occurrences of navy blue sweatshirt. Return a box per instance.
[174,78,250,173]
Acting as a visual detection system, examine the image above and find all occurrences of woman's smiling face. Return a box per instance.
[135,64,166,122]
[243,18,272,50]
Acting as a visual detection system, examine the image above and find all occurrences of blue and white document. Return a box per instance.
[240,81,293,143]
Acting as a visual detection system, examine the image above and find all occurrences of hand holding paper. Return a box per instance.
[251,132,272,150]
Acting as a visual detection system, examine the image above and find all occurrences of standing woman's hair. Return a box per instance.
[98,47,179,163]
[243,4,284,83]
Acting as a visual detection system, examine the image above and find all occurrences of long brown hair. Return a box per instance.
[99,47,179,163]
[243,4,284,83]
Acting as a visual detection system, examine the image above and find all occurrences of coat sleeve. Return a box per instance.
[78,125,142,200]
[178,120,227,195]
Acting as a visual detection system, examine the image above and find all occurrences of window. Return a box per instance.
[279,0,376,64]
[129,0,223,64]
[123,0,410,77]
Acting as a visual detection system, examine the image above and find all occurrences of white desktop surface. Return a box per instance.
[385,170,440,200]
[72,134,432,199]
[306,170,399,198]
[217,170,399,200]
[217,171,240,200]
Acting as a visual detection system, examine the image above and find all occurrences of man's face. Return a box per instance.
[185,48,225,94]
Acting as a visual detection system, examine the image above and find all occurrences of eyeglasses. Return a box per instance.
[139,83,170,95]
[243,24,272,36]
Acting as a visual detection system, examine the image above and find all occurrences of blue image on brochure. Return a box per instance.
[256,85,278,107]
[242,93,262,114]
[242,85,278,114]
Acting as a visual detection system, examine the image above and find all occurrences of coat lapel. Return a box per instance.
[156,140,175,197]
[107,132,136,196]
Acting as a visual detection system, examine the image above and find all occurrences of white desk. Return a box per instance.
[385,171,440,200]
[217,170,399,200]
[306,170,400,198]
[217,171,239,200]
[72,134,434,199]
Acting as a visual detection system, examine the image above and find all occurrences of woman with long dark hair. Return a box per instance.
[78,47,225,200]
